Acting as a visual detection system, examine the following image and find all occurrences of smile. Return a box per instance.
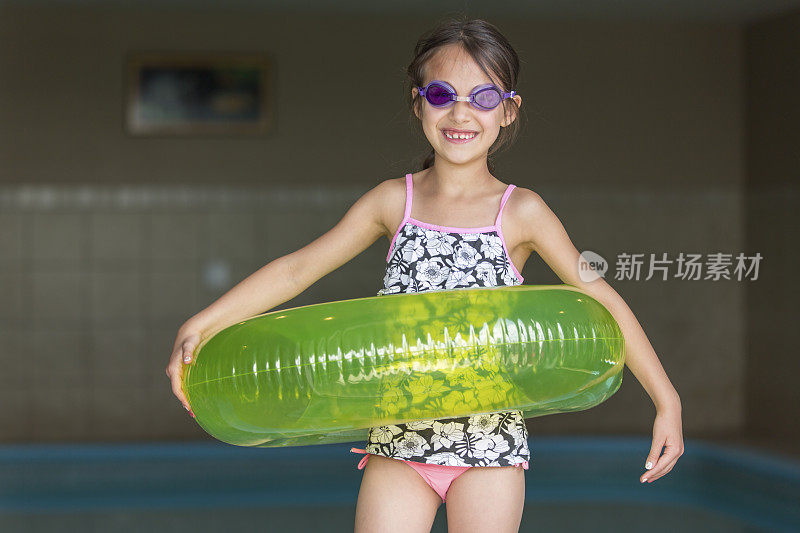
[441,129,478,143]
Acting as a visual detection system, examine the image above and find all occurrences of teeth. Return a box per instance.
[444,131,476,140]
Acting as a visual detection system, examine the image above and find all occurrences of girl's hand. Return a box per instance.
[641,407,684,483]
[165,326,202,418]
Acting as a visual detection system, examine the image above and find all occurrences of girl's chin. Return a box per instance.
[437,138,482,151]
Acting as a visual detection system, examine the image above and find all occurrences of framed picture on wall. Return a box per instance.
[124,51,272,136]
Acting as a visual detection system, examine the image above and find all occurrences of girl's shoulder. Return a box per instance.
[364,175,412,238]
[504,185,568,254]
[357,174,407,207]
[371,174,408,208]
[501,184,553,243]
[506,184,547,221]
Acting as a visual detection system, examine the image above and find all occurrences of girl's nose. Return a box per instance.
[449,99,473,118]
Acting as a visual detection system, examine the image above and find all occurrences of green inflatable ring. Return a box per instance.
[183,284,625,448]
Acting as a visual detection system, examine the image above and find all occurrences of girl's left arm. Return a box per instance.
[514,189,684,484]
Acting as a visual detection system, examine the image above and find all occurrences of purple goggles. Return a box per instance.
[417,80,515,111]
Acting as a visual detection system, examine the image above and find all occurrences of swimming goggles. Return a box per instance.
[417,80,516,111]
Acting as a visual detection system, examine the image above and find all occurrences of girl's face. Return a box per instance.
[412,44,522,166]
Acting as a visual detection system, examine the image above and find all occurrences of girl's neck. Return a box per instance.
[424,160,497,197]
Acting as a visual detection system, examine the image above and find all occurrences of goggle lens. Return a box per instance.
[426,83,453,106]
[474,88,501,109]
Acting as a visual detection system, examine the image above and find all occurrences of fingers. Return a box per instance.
[178,334,199,364]
[170,373,195,418]
[642,451,679,482]
[180,339,192,364]
[641,436,664,482]
[641,442,684,483]
[167,339,196,418]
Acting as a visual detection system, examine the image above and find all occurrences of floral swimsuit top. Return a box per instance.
[358,173,530,469]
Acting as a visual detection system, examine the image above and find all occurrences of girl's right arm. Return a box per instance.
[165,179,395,413]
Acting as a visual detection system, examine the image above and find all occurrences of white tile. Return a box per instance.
[32,329,90,387]
[0,213,25,269]
[32,212,86,269]
[90,212,143,264]
[89,269,142,323]
[31,270,86,323]
[88,327,147,386]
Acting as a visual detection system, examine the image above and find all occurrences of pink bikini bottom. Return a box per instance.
[350,447,528,503]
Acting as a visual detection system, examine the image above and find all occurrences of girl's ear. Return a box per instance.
[502,95,522,127]
[412,87,421,120]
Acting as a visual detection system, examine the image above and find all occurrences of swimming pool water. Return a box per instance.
[1,436,797,532]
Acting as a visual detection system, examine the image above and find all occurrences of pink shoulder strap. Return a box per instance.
[385,174,414,262]
[403,173,413,220]
[494,184,516,227]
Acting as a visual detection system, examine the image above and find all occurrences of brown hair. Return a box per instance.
[405,16,523,173]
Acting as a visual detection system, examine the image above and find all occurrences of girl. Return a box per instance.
[166,17,684,533]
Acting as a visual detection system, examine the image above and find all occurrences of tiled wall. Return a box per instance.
[0,183,747,442]
[0,185,382,441]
